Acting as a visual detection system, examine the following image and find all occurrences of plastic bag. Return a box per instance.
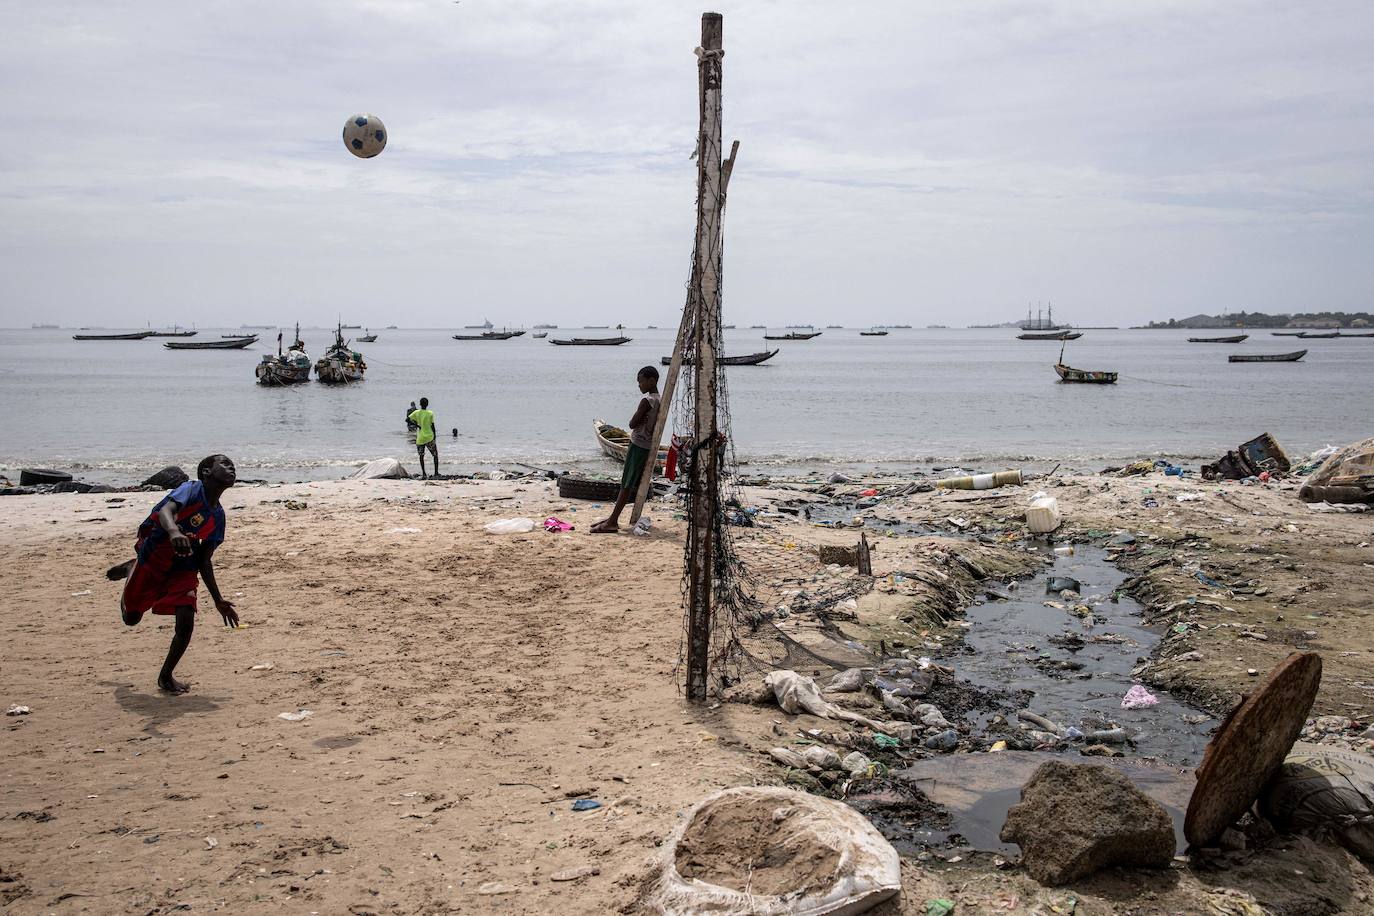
[1121,685,1159,709]
[1259,741,1374,862]
[644,786,901,915]
[765,670,832,718]
[544,517,573,532]
[484,517,536,534]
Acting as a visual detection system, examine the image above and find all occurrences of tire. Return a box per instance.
[19,468,72,487]
[557,476,623,502]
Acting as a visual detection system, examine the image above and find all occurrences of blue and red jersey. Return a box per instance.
[136,480,226,571]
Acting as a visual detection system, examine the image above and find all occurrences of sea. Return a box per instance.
[1,327,1368,485]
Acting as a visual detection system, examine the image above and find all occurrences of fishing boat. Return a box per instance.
[1018,330,1082,341]
[165,336,257,350]
[356,329,378,342]
[315,324,367,383]
[593,419,668,470]
[255,324,311,385]
[825,324,843,329]
[548,336,632,346]
[532,331,548,339]
[659,349,778,367]
[1188,334,1249,343]
[452,329,526,340]
[1229,350,1307,363]
[859,329,889,336]
[1297,331,1340,339]
[763,331,822,341]
[1054,363,1117,384]
[148,327,198,338]
[222,333,259,339]
[1272,331,1306,336]
[1340,332,1374,338]
[73,331,154,340]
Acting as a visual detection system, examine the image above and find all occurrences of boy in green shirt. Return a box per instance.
[408,397,439,479]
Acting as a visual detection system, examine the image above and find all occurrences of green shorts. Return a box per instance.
[621,444,651,491]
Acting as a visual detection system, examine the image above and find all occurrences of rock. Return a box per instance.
[142,466,189,489]
[1000,761,1174,885]
[1220,828,1247,852]
[52,481,95,494]
[1080,744,1123,758]
[550,865,599,882]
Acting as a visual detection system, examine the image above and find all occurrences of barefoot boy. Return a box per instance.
[111,454,239,693]
[408,397,439,479]
[592,366,661,533]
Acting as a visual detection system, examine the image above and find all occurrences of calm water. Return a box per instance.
[0,327,1368,483]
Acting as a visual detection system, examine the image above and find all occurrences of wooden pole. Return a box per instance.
[629,144,738,527]
[685,12,724,701]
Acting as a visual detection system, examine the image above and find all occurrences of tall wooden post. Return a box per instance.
[685,11,724,701]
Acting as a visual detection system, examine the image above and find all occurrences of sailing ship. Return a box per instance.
[255,324,311,385]
[1018,303,1067,331]
[315,323,367,383]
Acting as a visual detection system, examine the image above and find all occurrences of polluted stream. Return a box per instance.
[803,500,1217,854]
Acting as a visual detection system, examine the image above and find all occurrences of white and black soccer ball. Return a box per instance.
[342,113,387,159]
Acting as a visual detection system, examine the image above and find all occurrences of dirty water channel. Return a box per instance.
[804,501,1217,853]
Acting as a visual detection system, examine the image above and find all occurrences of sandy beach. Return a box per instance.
[3,470,1373,914]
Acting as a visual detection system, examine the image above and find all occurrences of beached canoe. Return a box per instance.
[549,336,632,346]
[1054,363,1118,384]
[593,419,668,470]
[1188,334,1249,343]
[659,349,778,367]
[1229,350,1307,363]
[165,336,258,350]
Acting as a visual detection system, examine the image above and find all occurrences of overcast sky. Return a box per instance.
[2,0,1371,329]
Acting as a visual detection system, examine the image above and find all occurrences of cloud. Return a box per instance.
[1,0,1371,327]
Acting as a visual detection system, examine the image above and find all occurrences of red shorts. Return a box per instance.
[121,541,200,618]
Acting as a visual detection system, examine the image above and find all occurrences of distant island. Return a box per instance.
[1141,310,1373,330]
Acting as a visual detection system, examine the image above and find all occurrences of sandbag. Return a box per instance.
[645,786,901,915]
[765,671,833,718]
[348,458,410,480]
[1298,437,1374,505]
[1259,741,1374,862]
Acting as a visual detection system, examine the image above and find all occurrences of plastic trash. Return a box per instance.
[803,746,843,770]
[1065,726,1085,740]
[1260,741,1374,862]
[1026,491,1062,534]
[860,488,878,497]
[484,517,536,534]
[924,730,960,751]
[387,527,422,534]
[826,668,867,693]
[873,734,901,749]
[348,458,409,480]
[543,516,574,532]
[645,786,901,915]
[937,469,1023,490]
[1053,545,1075,557]
[842,751,874,776]
[1121,685,1159,709]
[1087,727,1129,744]
[278,709,313,722]
[1046,576,1082,594]
[632,516,653,536]
[571,799,602,812]
[6,705,32,716]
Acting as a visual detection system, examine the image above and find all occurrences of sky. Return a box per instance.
[1,0,1371,329]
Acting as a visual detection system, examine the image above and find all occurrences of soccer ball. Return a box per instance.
[342,113,387,159]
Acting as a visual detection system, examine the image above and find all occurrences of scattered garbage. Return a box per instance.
[924,729,959,751]
[386,527,422,534]
[248,663,274,672]
[283,500,307,511]
[936,469,1022,490]
[645,786,901,915]
[1025,491,1062,534]
[1202,432,1290,481]
[6,705,32,716]
[484,517,536,535]
[543,516,574,532]
[632,517,653,536]
[277,710,313,722]
[571,799,602,812]
[827,668,867,693]
[1120,685,1158,709]
[348,458,410,480]
[1053,545,1075,557]
[925,900,956,916]
[842,750,874,776]
[550,865,600,882]
[1000,761,1174,886]
[1260,742,1374,863]
[1298,436,1374,505]
[1046,576,1081,595]
[70,590,92,597]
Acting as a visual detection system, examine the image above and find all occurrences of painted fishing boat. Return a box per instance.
[762,331,822,340]
[165,336,257,350]
[859,329,889,336]
[1229,350,1307,363]
[1055,363,1117,384]
[73,331,154,340]
[255,324,311,385]
[549,336,632,346]
[1188,334,1249,343]
[659,349,778,367]
[314,323,367,383]
[593,419,668,470]
[222,333,260,339]
[1018,330,1082,341]
[452,329,526,340]
[1297,331,1339,339]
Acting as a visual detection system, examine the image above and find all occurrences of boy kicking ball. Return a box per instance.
[107,454,240,693]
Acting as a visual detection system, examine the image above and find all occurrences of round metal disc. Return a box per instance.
[1184,652,1322,848]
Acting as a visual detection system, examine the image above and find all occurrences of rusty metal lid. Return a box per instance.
[1184,652,1322,848]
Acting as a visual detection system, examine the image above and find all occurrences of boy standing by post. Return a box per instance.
[110,454,240,694]
[592,366,661,533]
[408,397,439,479]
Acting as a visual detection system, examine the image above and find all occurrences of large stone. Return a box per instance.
[1000,760,1174,886]
[142,466,189,489]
